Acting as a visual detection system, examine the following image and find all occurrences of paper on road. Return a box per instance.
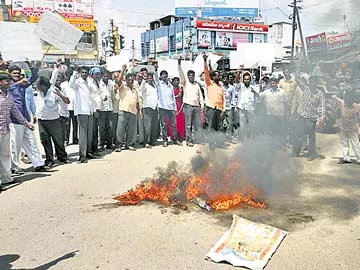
[0,22,43,61]
[35,11,83,53]
[205,214,288,270]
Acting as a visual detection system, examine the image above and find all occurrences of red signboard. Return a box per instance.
[196,20,269,33]
[305,32,327,54]
[327,32,353,52]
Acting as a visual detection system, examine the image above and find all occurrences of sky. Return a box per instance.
[94,0,359,57]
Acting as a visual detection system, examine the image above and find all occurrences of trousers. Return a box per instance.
[184,104,201,143]
[0,133,12,184]
[117,111,136,147]
[159,108,178,142]
[143,108,158,145]
[38,119,68,163]
[77,115,94,158]
[10,123,44,170]
[340,130,360,162]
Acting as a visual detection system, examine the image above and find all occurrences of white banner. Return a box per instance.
[35,11,83,53]
[157,59,193,78]
[0,22,43,61]
[106,52,130,72]
[230,43,274,69]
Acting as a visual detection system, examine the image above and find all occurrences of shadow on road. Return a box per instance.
[0,251,78,270]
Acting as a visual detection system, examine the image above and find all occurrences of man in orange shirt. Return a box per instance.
[203,53,226,150]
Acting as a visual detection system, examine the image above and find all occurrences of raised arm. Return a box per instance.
[235,65,244,84]
[203,53,211,87]
[178,58,186,86]
[54,87,70,104]
[116,64,127,86]
[153,63,160,86]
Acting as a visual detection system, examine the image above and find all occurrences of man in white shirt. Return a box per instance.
[98,70,114,150]
[36,77,71,166]
[69,66,97,163]
[255,77,286,146]
[64,69,78,144]
[89,67,102,154]
[56,74,70,147]
[140,73,158,148]
[154,64,182,147]
[235,72,258,141]
[178,58,204,147]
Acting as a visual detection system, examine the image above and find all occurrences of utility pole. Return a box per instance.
[295,6,309,72]
[131,40,135,64]
[290,0,297,65]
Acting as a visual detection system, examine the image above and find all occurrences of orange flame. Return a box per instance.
[114,160,267,211]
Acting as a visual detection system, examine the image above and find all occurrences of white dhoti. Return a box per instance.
[10,123,44,170]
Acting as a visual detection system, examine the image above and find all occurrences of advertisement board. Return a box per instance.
[327,32,353,52]
[232,33,249,47]
[305,32,327,54]
[198,30,211,48]
[216,31,233,48]
[197,20,268,33]
[11,0,94,30]
[175,0,259,18]
[156,36,169,52]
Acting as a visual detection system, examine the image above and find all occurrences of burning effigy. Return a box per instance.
[114,154,267,211]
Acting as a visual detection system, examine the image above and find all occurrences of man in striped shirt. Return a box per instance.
[0,71,34,188]
[293,76,325,160]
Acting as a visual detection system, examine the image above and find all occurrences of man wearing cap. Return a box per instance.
[8,64,47,174]
[0,71,34,188]
[89,67,103,154]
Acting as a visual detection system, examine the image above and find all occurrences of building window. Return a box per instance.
[79,33,93,44]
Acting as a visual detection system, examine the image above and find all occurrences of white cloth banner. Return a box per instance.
[106,52,130,72]
[35,11,83,53]
[158,59,193,78]
[0,22,43,61]
[231,43,275,69]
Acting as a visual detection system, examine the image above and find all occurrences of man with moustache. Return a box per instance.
[235,72,258,141]
[69,66,98,163]
[139,73,158,148]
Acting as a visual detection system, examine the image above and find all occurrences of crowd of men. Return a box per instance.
[1,52,360,189]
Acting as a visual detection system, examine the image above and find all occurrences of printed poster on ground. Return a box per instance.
[205,214,288,269]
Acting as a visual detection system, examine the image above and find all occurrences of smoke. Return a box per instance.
[190,134,300,199]
[312,0,360,31]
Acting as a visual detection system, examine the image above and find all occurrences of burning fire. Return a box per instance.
[114,160,267,211]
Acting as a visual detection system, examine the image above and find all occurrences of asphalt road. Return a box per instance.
[1,133,360,270]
